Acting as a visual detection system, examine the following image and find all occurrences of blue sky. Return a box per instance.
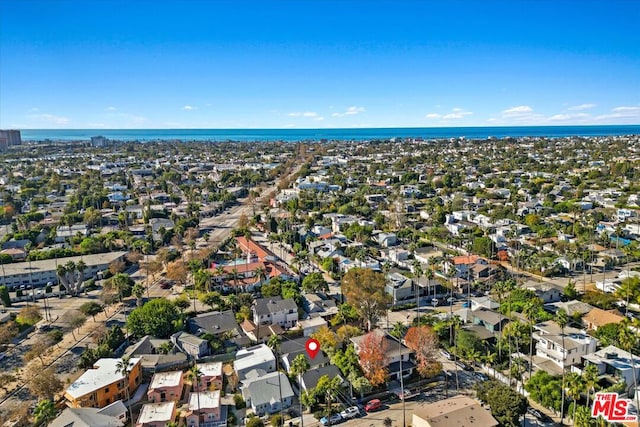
[1,0,639,129]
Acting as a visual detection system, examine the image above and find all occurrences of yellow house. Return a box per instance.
[64,358,142,408]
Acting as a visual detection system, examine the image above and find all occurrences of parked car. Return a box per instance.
[320,413,343,425]
[364,399,382,412]
[455,361,474,371]
[340,406,360,419]
[440,349,454,360]
[527,407,553,423]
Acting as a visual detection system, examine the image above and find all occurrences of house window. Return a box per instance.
[105,387,109,393]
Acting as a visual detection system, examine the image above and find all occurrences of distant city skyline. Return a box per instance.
[0,0,638,129]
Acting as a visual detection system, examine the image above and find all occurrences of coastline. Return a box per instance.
[16,125,640,142]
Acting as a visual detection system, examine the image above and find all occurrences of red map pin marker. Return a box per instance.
[305,338,321,359]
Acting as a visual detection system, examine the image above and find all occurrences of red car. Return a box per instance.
[364,399,381,412]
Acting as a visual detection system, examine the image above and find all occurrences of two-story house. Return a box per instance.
[64,358,142,408]
[532,321,598,370]
[185,390,226,427]
[583,345,640,395]
[196,362,224,391]
[350,329,415,381]
[147,371,184,403]
[253,296,298,329]
[279,336,330,373]
[385,272,415,305]
[171,331,209,359]
[234,344,276,381]
[135,401,176,427]
[242,371,294,416]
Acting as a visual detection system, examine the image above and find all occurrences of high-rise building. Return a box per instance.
[0,130,21,148]
[91,135,107,147]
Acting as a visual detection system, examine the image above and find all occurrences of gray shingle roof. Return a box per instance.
[254,297,298,316]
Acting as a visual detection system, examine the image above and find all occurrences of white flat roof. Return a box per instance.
[66,358,140,399]
[150,370,183,389]
[234,344,274,372]
[189,391,220,410]
[137,401,175,423]
[198,362,222,378]
[1,251,127,276]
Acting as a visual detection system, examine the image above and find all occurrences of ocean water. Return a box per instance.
[19,125,640,142]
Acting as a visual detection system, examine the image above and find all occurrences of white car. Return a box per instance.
[340,406,360,419]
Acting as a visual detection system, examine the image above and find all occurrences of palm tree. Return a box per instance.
[267,334,284,422]
[556,308,569,423]
[187,364,203,425]
[290,354,310,427]
[566,372,584,425]
[583,363,599,414]
[618,318,640,422]
[523,300,540,381]
[115,356,134,423]
[132,282,145,307]
[33,399,57,426]
[413,261,423,325]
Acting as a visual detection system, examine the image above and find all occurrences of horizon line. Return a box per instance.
[12,124,640,131]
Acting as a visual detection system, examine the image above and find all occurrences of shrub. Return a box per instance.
[48,329,64,343]
[234,393,245,409]
[270,414,283,427]
[246,417,264,427]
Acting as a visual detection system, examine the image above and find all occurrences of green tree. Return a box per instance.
[32,399,57,426]
[341,267,391,331]
[246,417,264,427]
[79,301,103,321]
[525,370,563,412]
[131,282,145,307]
[199,291,223,311]
[475,380,527,427]
[126,299,181,338]
[301,272,328,293]
[0,286,11,307]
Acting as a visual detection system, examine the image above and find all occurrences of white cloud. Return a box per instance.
[331,106,366,117]
[425,108,473,121]
[548,113,589,121]
[502,105,534,116]
[612,106,640,114]
[594,106,640,121]
[30,107,40,112]
[27,113,70,125]
[568,103,596,111]
[314,116,325,121]
[288,111,319,117]
[183,105,195,111]
[105,106,117,111]
[86,122,106,128]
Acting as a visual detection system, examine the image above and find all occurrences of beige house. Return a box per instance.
[413,396,497,427]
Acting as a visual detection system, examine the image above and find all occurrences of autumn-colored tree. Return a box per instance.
[166,260,188,286]
[404,326,441,378]
[358,331,388,387]
[336,325,362,342]
[341,268,391,331]
[311,326,338,355]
